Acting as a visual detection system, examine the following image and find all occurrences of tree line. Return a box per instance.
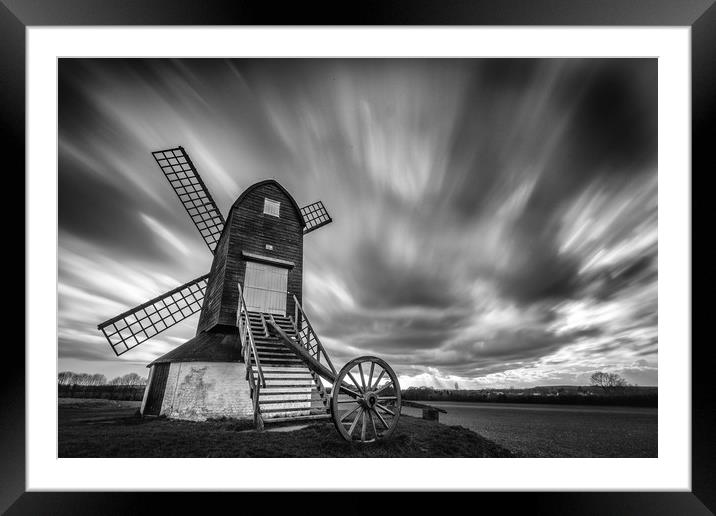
[58,371,147,386]
[401,373,656,407]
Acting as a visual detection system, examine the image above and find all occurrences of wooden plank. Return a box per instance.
[143,363,170,416]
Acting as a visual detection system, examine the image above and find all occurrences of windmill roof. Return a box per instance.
[231,179,306,227]
[148,331,242,366]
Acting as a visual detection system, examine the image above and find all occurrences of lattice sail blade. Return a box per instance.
[300,200,332,235]
[97,274,209,356]
[152,147,225,253]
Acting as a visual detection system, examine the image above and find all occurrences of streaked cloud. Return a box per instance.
[140,213,190,256]
[58,58,657,387]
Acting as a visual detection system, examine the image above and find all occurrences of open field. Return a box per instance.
[402,401,657,457]
[58,399,515,458]
[59,398,656,457]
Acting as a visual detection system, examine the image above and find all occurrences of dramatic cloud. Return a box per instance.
[58,58,657,387]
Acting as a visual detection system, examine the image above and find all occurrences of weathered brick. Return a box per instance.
[158,361,254,421]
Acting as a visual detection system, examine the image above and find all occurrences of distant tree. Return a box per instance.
[58,371,74,385]
[454,382,459,390]
[120,373,147,386]
[75,373,91,385]
[91,374,107,386]
[590,372,628,393]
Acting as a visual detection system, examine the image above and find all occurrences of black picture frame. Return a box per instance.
[4,1,712,514]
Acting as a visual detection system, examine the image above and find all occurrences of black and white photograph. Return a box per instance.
[57,57,658,458]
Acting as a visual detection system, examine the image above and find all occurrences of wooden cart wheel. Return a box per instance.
[330,356,401,442]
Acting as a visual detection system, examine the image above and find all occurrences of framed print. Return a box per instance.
[4,0,712,513]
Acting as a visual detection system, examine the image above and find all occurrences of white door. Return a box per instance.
[243,261,288,315]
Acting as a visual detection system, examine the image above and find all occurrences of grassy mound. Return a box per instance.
[58,399,515,458]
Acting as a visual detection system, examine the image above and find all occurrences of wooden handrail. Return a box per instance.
[237,283,265,387]
[292,294,337,375]
[268,314,337,384]
[237,283,265,430]
[266,317,360,399]
[259,312,269,337]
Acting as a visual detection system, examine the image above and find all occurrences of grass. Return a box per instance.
[402,402,658,457]
[58,399,516,458]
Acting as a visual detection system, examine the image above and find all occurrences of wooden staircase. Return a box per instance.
[246,311,330,424]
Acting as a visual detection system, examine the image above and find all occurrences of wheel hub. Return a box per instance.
[362,391,377,409]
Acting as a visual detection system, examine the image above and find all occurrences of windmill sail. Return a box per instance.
[98,274,209,356]
[300,201,332,235]
[152,147,225,253]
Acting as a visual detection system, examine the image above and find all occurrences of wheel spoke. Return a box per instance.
[372,407,389,428]
[337,398,360,404]
[339,404,361,423]
[358,363,367,391]
[337,381,361,399]
[367,362,375,390]
[377,396,397,401]
[375,403,395,416]
[361,410,367,441]
[369,407,378,438]
[347,372,363,393]
[374,381,393,396]
[348,407,363,437]
[372,369,386,390]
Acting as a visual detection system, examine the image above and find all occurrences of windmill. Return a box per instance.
[97,146,334,424]
[98,146,403,441]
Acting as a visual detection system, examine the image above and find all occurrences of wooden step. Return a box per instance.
[254,358,303,366]
[260,393,312,403]
[261,373,313,382]
[261,408,312,418]
[255,350,296,357]
[263,378,314,387]
[256,366,311,373]
[255,349,293,356]
[258,369,312,376]
[254,361,304,368]
[260,386,313,394]
[260,400,312,410]
[255,349,295,355]
[254,366,309,374]
[254,342,292,348]
[256,334,296,341]
[254,348,295,353]
[253,350,297,356]
[262,413,330,424]
[254,340,290,346]
[256,364,306,371]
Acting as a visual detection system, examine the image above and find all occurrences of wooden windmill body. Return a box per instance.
[98,147,333,423]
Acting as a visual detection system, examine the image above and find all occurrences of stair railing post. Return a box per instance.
[294,296,298,330]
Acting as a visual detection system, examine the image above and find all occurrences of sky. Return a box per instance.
[58,58,658,388]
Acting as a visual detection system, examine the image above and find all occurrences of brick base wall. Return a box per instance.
[158,361,253,421]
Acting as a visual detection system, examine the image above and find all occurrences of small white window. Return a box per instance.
[263,198,281,217]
